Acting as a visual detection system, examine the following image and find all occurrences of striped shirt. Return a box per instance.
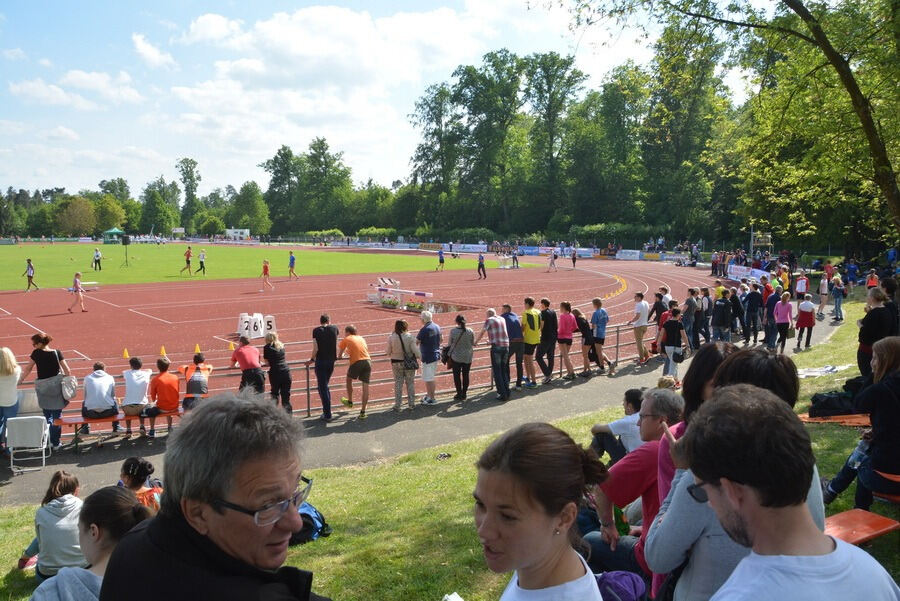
[482,315,509,347]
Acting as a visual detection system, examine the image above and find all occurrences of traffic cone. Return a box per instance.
[160,345,166,356]
[194,343,201,354]
[228,341,235,351]
[122,348,129,358]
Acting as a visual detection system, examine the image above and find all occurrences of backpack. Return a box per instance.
[809,391,860,418]
[289,501,333,545]
[595,571,646,601]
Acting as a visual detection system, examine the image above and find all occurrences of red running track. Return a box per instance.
[1,254,721,425]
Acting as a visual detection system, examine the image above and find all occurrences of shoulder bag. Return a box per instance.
[442,327,464,370]
[400,335,419,371]
[54,350,79,401]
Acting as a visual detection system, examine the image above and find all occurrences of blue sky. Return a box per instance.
[0,1,678,197]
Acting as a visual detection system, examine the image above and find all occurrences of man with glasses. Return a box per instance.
[679,385,899,601]
[584,388,683,588]
[100,395,331,601]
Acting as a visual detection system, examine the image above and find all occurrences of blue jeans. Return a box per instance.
[712,326,731,342]
[584,530,649,584]
[491,346,510,399]
[745,311,760,342]
[42,409,62,447]
[682,318,694,350]
[0,400,19,446]
[314,360,335,418]
[828,442,900,509]
[833,294,843,319]
[764,319,777,349]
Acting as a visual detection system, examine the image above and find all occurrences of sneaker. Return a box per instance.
[79,424,90,435]
[358,412,367,420]
[563,373,576,380]
[542,377,553,385]
[495,394,507,401]
[578,370,592,378]
[51,444,63,452]
[821,478,837,504]
[392,404,402,412]
[112,423,120,433]
[320,414,334,422]
[18,556,37,570]
[423,397,437,405]
[147,429,155,438]
[524,381,537,389]
[340,397,353,408]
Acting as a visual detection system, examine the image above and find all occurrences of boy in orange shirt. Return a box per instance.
[338,324,371,419]
[142,356,180,437]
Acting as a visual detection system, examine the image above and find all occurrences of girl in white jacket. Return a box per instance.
[19,471,84,582]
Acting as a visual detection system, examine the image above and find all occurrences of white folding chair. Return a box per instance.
[7,416,51,473]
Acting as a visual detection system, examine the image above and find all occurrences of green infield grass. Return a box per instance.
[0,243,498,291]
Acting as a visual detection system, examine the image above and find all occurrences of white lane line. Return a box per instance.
[0,306,10,315]
[16,317,42,332]
[71,349,90,360]
[89,296,122,308]
[128,309,172,324]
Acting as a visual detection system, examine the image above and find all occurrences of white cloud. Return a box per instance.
[0,120,26,135]
[43,126,80,141]
[159,19,178,31]
[132,33,177,69]
[60,70,143,103]
[180,13,243,44]
[2,47,26,60]
[38,58,53,67]
[8,78,100,111]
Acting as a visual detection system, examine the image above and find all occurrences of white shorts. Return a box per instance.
[422,361,438,382]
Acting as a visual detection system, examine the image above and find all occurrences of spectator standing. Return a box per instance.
[500,305,524,389]
[773,292,794,354]
[794,269,810,303]
[697,288,712,345]
[572,308,594,377]
[729,287,746,340]
[711,289,733,342]
[31,486,153,601]
[476,309,511,401]
[681,289,697,351]
[0,347,22,451]
[142,357,180,438]
[796,294,816,351]
[744,283,763,344]
[521,298,541,388]
[416,311,441,405]
[682,385,900,601]
[178,353,212,411]
[590,298,614,375]
[99,396,331,601]
[19,471,84,583]
[121,357,151,436]
[658,309,687,383]
[338,325,371,419]
[231,336,265,393]
[590,388,644,465]
[18,333,72,450]
[557,301,578,380]
[831,276,846,321]
[448,315,476,400]
[81,362,119,433]
[263,333,292,414]
[763,285,783,349]
[387,320,420,411]
[474,423,608,601]
[536,298,558,384]
[626,293,651,365]
[857,287,893,377]
[308,314,339,421]
[816,274,830,318]
[648,293,667,330]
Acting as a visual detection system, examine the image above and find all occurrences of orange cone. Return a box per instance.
[122,348,129,358]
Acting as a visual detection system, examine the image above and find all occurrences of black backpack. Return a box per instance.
[809,391,860,418]
[289,501,333,546]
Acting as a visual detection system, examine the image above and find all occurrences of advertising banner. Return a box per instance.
[661,253,690,262]
[727,264,771,282]
[419,243,442,251]
[616,249,641,261]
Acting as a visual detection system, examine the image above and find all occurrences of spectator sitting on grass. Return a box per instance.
[680,385,900,601]
[18,470,84,583]
[81,362,119,434]
[99,395,331,601]
[120,457,163,511]
[474,422,609,600]
[30,487,153,601]
[589,388,644,466]
[121,357,151,436]
[141,357,179,438]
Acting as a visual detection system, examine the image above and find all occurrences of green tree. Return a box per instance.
[199,214,226,236]
[93,194,126,232]
[141,176,181,210]
[98,178,131,204]
[121,198,142,233]
[139,190,178,235]
[26,204,55,237]
[228,181,271,235]
[176,158,203,232]
[410,83,464,197]
[260,145,302,235]
[299,138,353,232]
[55,196,97,236]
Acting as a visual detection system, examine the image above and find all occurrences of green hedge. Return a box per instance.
[356,226,396,238]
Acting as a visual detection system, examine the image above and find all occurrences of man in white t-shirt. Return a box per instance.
[122,356,152,436]
[682,384,900,601]
[82,361,119,433]
[659,286,672,306]
[590,388,644,464]
[626,292,651,364]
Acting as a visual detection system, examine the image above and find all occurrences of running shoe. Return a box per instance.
[340,397,353,408]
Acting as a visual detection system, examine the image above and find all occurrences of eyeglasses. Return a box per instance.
[637,412,660,422]
[214,476,312,526]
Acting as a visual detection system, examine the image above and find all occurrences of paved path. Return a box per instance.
[0,318,842,505]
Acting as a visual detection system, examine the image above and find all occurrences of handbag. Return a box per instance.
[53,349,78,400]
[787,325,796,339]
[400,335,419,371]
[442,327,464,370]
[672,348,685,363]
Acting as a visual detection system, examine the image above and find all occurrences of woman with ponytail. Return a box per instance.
[31,486,153,601]
[119,457,163,511]
[474,422,608,600]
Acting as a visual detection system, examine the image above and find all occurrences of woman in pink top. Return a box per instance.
[773,291,794,354]
[557,301,578,380]
[67,272,86,313]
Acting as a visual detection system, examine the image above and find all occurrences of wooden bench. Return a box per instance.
[824,509,900,545]
[54,407,186,450]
